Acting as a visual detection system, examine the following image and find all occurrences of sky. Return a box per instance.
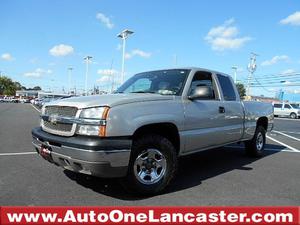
[0,0,300,100]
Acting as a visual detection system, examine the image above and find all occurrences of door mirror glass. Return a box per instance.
[188,86,214,100]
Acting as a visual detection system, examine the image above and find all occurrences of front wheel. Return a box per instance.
[244,126,266,157]
[290,113,297,119]
[121,134,178,195]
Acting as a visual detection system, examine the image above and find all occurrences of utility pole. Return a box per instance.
[68,67,73,94]
[117,29,134,84]
[247,52,258,97]
[84,56,92,96]
[231,66,238,83]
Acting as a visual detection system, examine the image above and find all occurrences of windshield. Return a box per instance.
[291,104,300,109]
[116,69,190,95]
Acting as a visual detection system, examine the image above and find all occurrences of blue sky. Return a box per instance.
[0,0,300,100]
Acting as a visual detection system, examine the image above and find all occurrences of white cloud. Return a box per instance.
[261,55,289,66]
[1,53,14,61]
[97,75,111,83]
[280,11,300,26]
[96,13,114,29]
[97,69,118,76]
[205,18,251,51]
[281,69,296,74]
[116,44,122,51]
[125,49,152,59]
[24,68,52,78]
[49,44,74,57]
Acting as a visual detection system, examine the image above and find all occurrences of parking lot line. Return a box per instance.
[275,131,300,135]
[225,145,297,153]
[275,117,300,122]
[0,152,36,156]
[273,130,300,142]
[266,135,300,152]
[31,104,41,113]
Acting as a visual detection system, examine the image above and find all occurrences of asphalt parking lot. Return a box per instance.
[0,103,299,206]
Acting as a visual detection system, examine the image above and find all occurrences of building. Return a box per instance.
[15,90,40,98]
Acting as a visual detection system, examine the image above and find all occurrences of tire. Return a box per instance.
[244,126,266,157]
[121,134,178,195]
[290,113,297,119]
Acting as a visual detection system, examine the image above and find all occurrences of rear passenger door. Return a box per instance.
[215,74,244,144]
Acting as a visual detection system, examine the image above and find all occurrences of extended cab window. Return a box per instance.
[217,74,236,101]
[274,104,282,108]
[188,71,217,100]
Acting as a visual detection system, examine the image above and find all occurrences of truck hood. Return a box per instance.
[49,94,174,109]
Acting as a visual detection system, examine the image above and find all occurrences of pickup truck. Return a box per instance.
[32,68,274,195]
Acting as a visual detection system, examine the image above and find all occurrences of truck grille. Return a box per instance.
[45,106,77,118]
[42,106,78,136]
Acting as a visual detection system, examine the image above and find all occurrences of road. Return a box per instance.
[0,103,299,205]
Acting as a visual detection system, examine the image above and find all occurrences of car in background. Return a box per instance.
[273,103,300,119]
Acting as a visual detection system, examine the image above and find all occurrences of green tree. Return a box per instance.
[0,76,18,95]
[236,83,246,99]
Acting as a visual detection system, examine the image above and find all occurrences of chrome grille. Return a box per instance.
[43,121,73,132]
[42,106,78,136]
[45,106,77,118]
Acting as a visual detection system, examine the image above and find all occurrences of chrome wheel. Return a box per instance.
[256,132,264,151]
[134,149,167,185]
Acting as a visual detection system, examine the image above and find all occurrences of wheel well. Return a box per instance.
[133,123,180,154]
[257,117,268,131]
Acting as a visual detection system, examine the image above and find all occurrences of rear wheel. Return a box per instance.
[121,134,177,195]
[290,113,297,119]
[245,126,266,157]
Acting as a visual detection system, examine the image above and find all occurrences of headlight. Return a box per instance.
[76,107,109,136]
[80,107,107,119]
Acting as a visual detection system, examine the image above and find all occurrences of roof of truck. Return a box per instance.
[139,67,230,77]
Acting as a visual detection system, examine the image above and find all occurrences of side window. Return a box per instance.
[274,104,282,108]
[189,71,216,100]
[217,74,236,101]
[284,104,291,109]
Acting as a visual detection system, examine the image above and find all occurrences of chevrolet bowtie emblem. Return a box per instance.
[49,114,59,125]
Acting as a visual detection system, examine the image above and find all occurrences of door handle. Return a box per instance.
[219,106,225,113]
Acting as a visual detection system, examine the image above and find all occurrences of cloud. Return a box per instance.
[116,44,122,51]
[125,49,152,59]
[280,11,300,26]
[97,69,118,76]
[49,44,74,57]
[97,75,111,83]
[24,68,52,78]
[261,55,289,66]
[1,53,14,61]
[281,69,296,74]
[205,18,251,51]
[96,13,114,29]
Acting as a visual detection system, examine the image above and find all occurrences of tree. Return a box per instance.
[236,83,246,98]
[32,86,42,91]
[0,76,17,95]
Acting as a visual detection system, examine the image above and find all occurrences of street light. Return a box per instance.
[231,66,238,83]
[67,67,73,94]
[117,29,134,84]
[84,56,92,96]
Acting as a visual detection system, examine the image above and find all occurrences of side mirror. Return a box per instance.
[188,86,214,100]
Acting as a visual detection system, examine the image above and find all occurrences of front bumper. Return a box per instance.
[32,127,132,178]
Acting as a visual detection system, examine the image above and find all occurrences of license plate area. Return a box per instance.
[40,145,53,161]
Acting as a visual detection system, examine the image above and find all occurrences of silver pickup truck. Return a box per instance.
[32,68,274,194]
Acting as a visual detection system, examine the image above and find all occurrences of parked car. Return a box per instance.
[273,103,300,119]
[32,68,274,195]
